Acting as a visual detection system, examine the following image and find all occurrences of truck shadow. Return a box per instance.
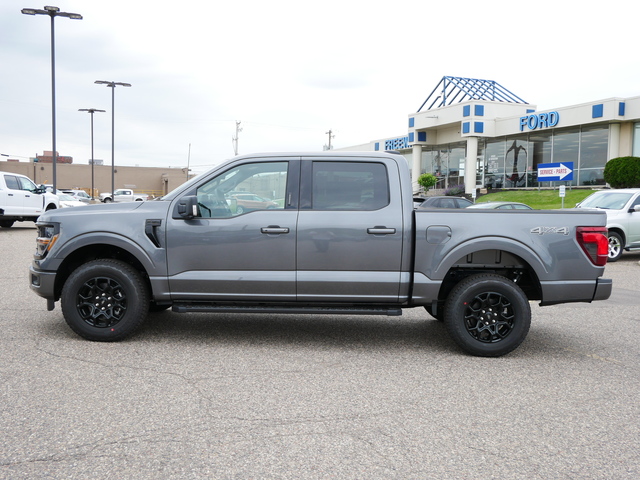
[137,311,456,353]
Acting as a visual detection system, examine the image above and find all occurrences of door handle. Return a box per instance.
[261,226,290,234]
[367,226,396,235]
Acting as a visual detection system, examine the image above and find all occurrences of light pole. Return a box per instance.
[21,6,82,193]
[94,81,131,197]
[79,108,105,200]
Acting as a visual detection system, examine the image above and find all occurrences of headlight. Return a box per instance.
[35,223,60,259]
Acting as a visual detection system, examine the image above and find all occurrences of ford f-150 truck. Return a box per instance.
[1,171,59,228]
[29,152,612,356]
[99,188,149,203]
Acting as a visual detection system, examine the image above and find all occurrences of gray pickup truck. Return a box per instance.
[29,152,612,356]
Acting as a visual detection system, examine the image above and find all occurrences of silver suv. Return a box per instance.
[577,189,640,261]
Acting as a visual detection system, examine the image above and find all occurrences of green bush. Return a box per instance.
[417,173,438,191]
[603,156,640,188]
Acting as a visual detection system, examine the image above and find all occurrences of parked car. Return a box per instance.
[228,192,278,214]
[576,188,640,261]
[416,196,473,209]
[57,194,86,208]
[62,189,92,204]
[467,201,533,210]
[413,196,426,208]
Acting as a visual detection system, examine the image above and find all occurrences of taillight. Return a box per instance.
[576,226,608,266]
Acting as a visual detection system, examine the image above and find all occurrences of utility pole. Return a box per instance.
[324,129,334,150]
[186,143,191,180]
[232,120,242,156]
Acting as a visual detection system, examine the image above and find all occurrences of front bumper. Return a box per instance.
[29,263,58,310]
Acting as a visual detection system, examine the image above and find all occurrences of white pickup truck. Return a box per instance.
[0,171,59,228]
[99,188,148,203]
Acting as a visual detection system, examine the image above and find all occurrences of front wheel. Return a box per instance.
[61,259,149,341]
[103,197,112,203]
[607,232,624,262]
[444,274,531,357]
[0,220,14,228]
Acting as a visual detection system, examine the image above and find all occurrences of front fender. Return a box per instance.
[48,231,165,276]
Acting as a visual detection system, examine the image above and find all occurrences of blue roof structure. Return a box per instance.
[417,76,528,112]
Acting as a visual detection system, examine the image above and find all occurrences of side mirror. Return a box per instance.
[631,205,640,213]
[175,195,199,219]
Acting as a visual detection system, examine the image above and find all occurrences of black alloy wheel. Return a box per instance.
[444,273,531,357]
[61,259,149,341]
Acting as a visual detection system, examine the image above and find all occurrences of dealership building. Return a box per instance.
[339,76,640,194]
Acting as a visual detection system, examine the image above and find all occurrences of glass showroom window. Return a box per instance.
[529,130,552,187]
[553,128,580,186]
[633,123,640,157]
[504,135,529,188]
[447,143,466,190]
[579,125,608,186]
[484,138,506,189]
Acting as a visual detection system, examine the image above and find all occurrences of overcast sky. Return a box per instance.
[1,0,639,174]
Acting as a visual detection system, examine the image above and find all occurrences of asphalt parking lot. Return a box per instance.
[1,223,639,479]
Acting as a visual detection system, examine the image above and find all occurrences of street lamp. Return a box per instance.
[79,108,105,200]
[94,81,131,197]
[21,6,82,193]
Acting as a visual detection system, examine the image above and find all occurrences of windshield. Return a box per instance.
[579,192,633,210]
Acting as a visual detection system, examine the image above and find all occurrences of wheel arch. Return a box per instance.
[607,226,626,246]
[52,235,159,302]
[414,237,548,308]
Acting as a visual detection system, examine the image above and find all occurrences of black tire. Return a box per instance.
[61,259,149,341]
[607,231,624,262]
[236,205,245,214]
[444,273,531,357]
[0,220,14,228]
[104,197,112,203]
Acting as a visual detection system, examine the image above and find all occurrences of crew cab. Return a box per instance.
[99,188,148,203]
[29,152,612,356]
[0,171,59,228]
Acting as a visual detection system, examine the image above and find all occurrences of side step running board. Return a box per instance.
[172,303,402,316]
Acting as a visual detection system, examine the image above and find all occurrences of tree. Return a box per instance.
[603,157,640,188]
[417,173,438,192]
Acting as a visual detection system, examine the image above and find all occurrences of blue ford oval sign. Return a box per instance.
[519,111,560,131]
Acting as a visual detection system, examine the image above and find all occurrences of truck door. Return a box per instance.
[296,158,404,302]
[17,176,44,214]
[1,174,23,214]
[165,159,299,301]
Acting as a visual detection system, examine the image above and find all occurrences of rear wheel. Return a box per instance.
[61,259,149,341]
[444,273,531,357]
[607,231,624,262]
[0,220,14,228]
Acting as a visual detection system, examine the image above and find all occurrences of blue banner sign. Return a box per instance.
[537,162,574,181]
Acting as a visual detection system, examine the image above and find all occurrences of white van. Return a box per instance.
[0,171,60,228]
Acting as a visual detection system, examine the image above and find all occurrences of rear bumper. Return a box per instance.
[540,278,612,306]
[592,277,613,301]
